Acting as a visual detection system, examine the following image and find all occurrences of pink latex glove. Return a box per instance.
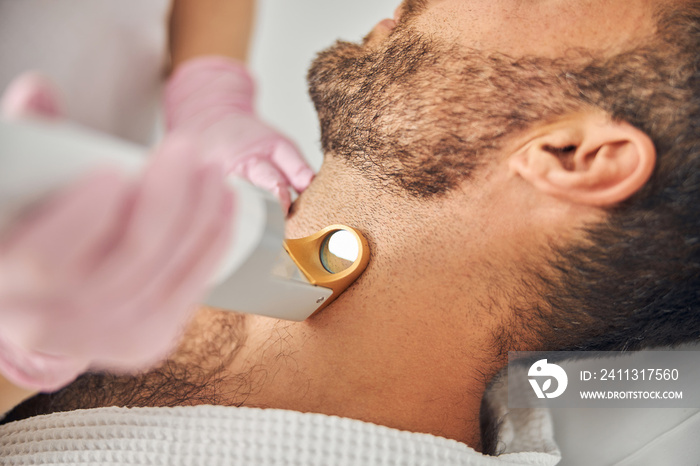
[0,74,235,392]
[165,56,314,212]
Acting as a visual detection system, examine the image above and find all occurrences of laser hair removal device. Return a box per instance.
[0,118,370,321]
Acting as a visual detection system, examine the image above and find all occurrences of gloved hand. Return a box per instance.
[165,56,314,212]
[0,74,235,392]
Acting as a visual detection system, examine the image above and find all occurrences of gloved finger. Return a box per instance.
[91,166,234,367]
[88,138,198,297]
[0,329,89,392]
[144,161,232,298]
[145,177,234,355]
[77,160,226,357]
[0,170,129,288]
[0,72,63,119]
[243,158,292,213]
[270,140,315,193]
[99,218,234,372]
[156,165,235,306]
[100,160,226,330]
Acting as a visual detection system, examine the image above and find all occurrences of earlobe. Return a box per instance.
[509,115,656,206]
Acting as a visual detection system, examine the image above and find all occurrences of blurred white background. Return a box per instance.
[250,0,399,170]
[0,0,398,168]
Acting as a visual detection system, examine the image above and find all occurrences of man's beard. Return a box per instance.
[1,309,252,423]
[306,22,583,197]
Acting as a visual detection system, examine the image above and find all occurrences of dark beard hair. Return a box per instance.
[306,23,582,197]
[2,310,250,424]
[306,3,700,354]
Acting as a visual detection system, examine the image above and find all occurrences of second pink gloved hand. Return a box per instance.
[0,74,235,393]
[0,142,234,393]
[165,56,315,212]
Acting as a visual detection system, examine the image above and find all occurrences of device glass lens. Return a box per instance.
[320,230,359,273]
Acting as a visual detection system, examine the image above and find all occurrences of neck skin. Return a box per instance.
[219,153,558,450]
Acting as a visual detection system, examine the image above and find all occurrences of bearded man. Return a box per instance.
[2,0,699,464]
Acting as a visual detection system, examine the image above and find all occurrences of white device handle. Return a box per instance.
[0,118,331,320]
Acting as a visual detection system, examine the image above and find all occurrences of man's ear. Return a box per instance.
[508,114,656,206]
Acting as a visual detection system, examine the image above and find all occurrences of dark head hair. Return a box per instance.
[536,2,700,351]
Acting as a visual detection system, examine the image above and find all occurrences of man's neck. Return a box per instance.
[219,158,510,449]
[228,307,495,449]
